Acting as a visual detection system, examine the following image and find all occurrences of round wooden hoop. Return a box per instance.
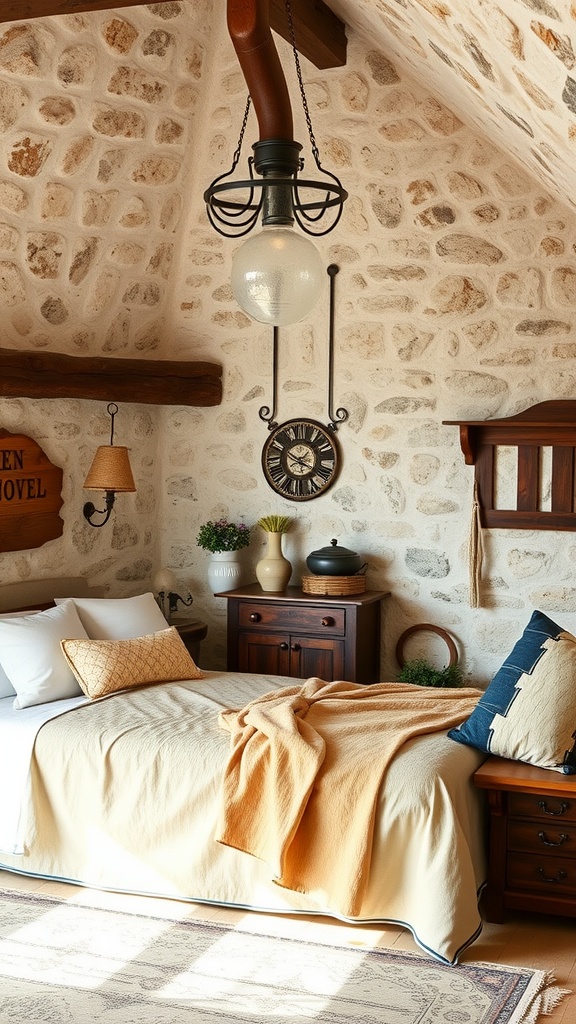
[395,623,458,669]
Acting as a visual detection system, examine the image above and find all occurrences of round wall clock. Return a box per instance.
[261,418,339,501]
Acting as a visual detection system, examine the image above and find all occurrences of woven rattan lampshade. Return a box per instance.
[83,446,136,492]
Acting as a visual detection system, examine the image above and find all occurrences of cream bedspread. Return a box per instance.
[0,693,88,855]
[0,671,487,964]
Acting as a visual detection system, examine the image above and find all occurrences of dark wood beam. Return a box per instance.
[0,0,346,70]
[270,0,346,69]
[0,348,222,407]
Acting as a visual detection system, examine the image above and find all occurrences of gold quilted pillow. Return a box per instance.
[60,627,203,699]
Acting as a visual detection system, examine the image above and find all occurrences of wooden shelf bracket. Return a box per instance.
[443,400,576,531]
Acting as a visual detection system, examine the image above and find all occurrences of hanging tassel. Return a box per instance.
[468,480,483,608]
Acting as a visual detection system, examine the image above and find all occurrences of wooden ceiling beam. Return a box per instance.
[270,0,346,69]
[0,0,346,69]
[0,348,222,407]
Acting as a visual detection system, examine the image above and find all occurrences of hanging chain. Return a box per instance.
[230,95,252,173]
[284,0,322,168]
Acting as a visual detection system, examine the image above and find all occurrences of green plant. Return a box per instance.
[397,659,463,688]
[257,515,293,533]
[196,519,251,553]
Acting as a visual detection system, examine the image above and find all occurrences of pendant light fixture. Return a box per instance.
[204,0,347,327]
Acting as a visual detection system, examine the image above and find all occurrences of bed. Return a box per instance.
[0,579,488,966]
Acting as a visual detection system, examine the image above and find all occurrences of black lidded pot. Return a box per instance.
[306,538,364,576]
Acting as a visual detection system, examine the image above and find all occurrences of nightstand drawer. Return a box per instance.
[507,852,576,896]
[238,602,346,635]
[509,791,576,823]
[508,819,575,855]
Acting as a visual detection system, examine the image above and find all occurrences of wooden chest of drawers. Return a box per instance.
[220,584,387,684]
[474,755,576,922]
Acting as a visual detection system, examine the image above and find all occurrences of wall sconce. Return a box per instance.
[83,403,136,528]
[153,567,193,620]
[203,0,347,327]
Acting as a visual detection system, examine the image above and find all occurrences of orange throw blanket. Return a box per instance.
[216,677,481,917]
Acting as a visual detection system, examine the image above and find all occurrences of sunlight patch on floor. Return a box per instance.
[0,894,173,990]
[156,925,370,1018]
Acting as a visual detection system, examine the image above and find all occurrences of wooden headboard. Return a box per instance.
[443,400,576,531]
[0,577,105,613]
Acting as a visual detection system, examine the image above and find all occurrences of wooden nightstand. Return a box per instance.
[474,755,576,923]
[219,584,388,684]
[172,619,208,664]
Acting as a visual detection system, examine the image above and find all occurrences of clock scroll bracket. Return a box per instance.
[258,325,279,431]
[258,263,348,435]
[326,263,348,432]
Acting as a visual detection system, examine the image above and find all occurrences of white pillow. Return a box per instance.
[0,611,41,699]
[0,601,89,709]
[0,670,14,698]
[54,592,168,640]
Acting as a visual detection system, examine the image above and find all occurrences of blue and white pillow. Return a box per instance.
[448,610,576,773]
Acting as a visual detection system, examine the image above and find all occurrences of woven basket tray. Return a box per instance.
[301,574,367,596]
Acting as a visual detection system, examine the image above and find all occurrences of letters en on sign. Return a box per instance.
[0,430,63,552]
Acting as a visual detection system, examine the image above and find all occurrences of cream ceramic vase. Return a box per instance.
[207,550,242,595]
[255,532,292,592]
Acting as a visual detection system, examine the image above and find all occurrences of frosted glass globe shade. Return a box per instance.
[231,226,325,327]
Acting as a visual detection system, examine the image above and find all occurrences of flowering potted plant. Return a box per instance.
[196,519,251,594]
[196,519,251,553]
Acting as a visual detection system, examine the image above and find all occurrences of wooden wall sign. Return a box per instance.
[0,430,63,552]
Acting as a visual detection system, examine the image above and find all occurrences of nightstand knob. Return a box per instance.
[279,642,289,651]
[291,643,301,652]
[321,616,334,627]
[249,612,261,622]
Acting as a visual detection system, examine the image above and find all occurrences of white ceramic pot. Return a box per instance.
[255,531,292,592]
[207,551,243,594]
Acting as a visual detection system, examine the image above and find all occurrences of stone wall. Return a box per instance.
[1,2,576,685]
[167,23,576,680]
[0,0,214,594]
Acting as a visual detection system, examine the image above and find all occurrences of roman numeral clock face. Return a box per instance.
[261,419,339,501]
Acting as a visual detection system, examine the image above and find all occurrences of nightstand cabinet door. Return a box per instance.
[294,635,346,680]
[222,585,387,685]
[238,632,291,676]
[238,631,346,679]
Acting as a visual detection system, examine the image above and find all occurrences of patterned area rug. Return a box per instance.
[0,888,569,1023]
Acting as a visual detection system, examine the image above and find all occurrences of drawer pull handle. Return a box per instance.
[279,642,289,651]
[291,643,301,652]
[537,867,567,884]
[538,799,569,816]
[538,831,569,847]
[321,617,334,627]
[249,613,261,623]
